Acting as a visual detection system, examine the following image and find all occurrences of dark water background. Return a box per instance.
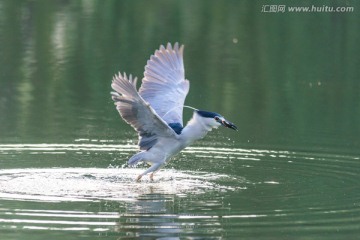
[0,0,359,239]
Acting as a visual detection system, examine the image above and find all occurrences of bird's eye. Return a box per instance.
[214,116,219,121]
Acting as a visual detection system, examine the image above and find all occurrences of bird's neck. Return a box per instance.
[181,112,217,146]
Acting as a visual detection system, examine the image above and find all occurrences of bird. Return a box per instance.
[111,43,237,181]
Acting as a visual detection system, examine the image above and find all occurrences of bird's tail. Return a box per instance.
[128,151,146,166]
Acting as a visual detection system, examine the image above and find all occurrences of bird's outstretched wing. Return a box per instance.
[111,73,178,150]
[139,43,189,127]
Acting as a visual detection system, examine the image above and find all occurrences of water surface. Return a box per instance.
[0,0,360,239]
[0,142,359,239]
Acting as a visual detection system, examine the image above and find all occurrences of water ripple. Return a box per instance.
[0,143,359,238]
[0,168,245,202]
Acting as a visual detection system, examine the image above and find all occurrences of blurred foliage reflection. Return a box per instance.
[0,0,359,153]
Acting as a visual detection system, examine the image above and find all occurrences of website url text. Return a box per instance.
[261,5,354,13]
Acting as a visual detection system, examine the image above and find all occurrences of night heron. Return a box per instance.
[111,43,237,181]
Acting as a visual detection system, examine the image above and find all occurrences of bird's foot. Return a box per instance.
[136,175,142,182]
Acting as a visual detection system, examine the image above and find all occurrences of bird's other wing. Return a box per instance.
[139,42,190,127]
[111,72,178,150]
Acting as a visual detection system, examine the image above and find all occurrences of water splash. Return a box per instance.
[0,168,245,202]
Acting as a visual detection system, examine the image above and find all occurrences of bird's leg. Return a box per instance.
[136,174,143,182]
[136,163,162,182]
[150,168,161,181]
[150,172,155,181]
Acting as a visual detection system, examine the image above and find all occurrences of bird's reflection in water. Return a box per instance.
[113,185,225,238]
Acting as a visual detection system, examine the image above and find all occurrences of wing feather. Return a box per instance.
[139,43,189,126]
[111,72,177,150]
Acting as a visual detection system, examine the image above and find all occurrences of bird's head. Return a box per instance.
[196,110,238,130]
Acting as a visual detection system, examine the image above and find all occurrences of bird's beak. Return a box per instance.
[217,117,238,131]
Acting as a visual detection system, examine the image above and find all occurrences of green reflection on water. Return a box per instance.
[1,0,360,152]
[1,0,359,152]
[0,1,360,238]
